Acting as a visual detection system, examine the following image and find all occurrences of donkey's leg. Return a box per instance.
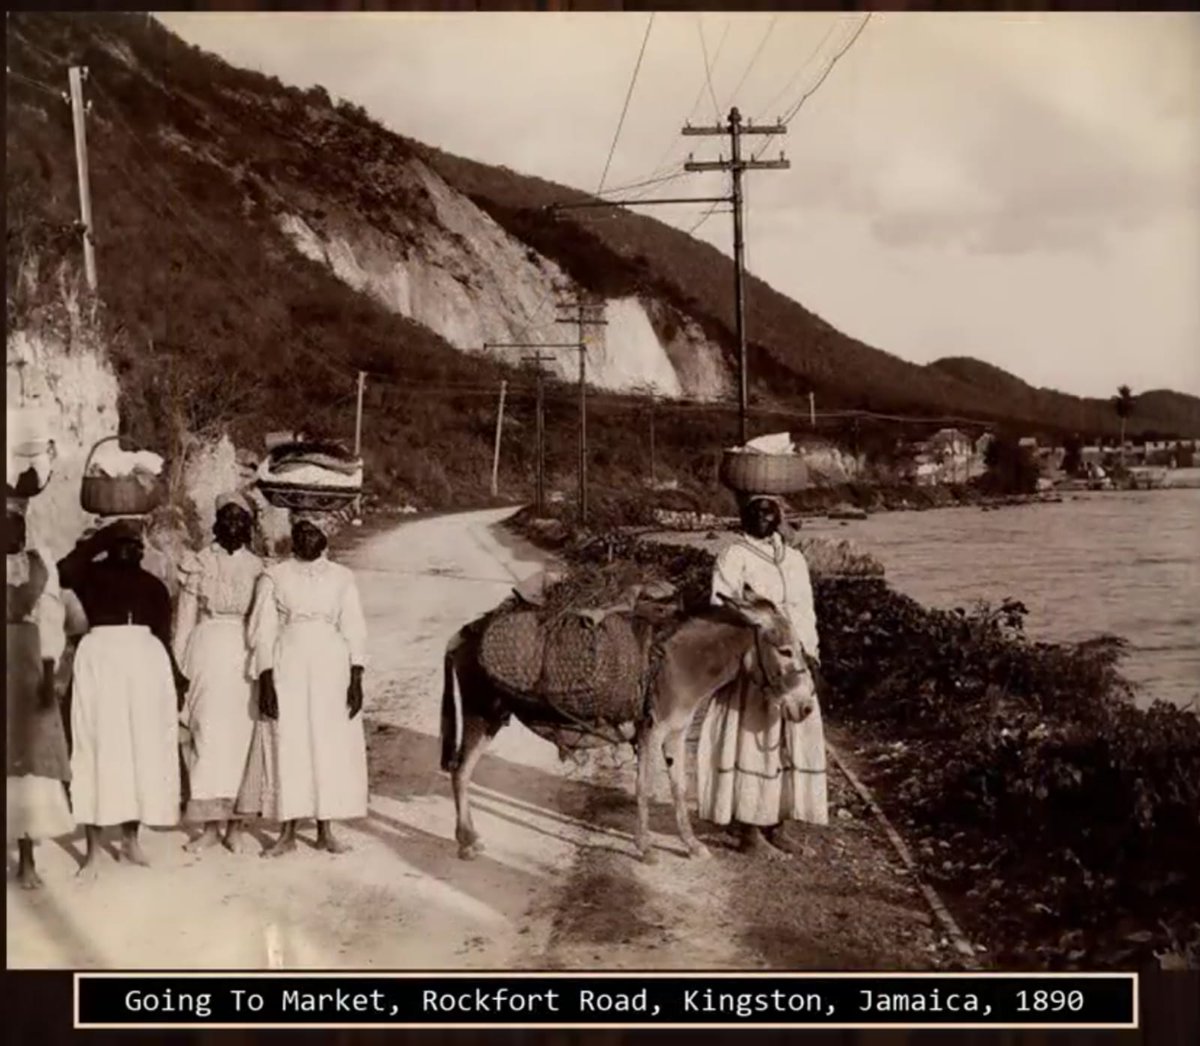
[452,712,497,861]
[635,722,660,865]
[663,727,709,859]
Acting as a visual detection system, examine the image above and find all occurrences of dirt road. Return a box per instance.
[7,508,952,970]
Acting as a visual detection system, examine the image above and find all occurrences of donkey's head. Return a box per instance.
[717,589,816,724]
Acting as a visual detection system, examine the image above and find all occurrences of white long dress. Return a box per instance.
[697,531,829,827]
[174,545,263,822]
[237,555,369,823]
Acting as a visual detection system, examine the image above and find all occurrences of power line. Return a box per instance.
[781,14,871,127]
[722,14,780,112]
[697,18,722,122]
[596,12,656,196]
[6,67,65,102]
[751,13,871,163]
[755,16,839,123]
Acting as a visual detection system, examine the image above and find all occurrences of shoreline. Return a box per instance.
[499,508,1200,972]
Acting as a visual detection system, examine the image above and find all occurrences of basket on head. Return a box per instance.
[257,483,360,512]
[719,449,809,495]
[80,436,164,517]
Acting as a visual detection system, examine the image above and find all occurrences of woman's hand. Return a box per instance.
[39,660,57,710]
[347,665,364,719]
[258,669,279,720]
[173,667,191,710]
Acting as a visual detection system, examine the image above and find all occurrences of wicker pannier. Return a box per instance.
[80,436,164,517]
[719,449,809,495]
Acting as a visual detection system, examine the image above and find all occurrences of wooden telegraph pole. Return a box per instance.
[555,292,606,526]
[490,379,507,498]
[67,66,97,293]
[523,352,554,516]
[683,108,788,446]
[353,371,366,456]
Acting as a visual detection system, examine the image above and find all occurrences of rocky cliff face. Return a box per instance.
[275,155,730,400]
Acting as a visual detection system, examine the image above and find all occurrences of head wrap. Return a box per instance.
[215,490,254,516]
[291,509,338,539]
[738,493,787,512]
[102,517,146,543]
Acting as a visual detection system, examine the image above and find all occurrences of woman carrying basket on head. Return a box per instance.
[237,509,368,857]
[697,492,828,858]
[174,492,264,855]
[58,518,189,877]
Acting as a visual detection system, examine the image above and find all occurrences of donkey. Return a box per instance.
[439,589,814,864]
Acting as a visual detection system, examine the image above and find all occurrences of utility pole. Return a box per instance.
[490,379,507,498]
[523,352,554,516]
[353,370,366,456]
[684,108,788,446]
[555,292,607,526]
[648,391,657,487]
[67,66,97,294]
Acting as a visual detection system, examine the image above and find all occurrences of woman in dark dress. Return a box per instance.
[6,497,73,888]
[58,518,188,878]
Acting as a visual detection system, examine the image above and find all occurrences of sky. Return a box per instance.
[156,11,1200,399]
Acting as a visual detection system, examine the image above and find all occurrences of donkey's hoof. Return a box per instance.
[639,848,659,866]
[457,843,483,861]
[687,843,712,861]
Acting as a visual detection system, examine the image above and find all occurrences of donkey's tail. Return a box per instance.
[440,634,461,773]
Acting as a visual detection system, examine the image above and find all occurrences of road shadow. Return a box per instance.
[366,722,708,849]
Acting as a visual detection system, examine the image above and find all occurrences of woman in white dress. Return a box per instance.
[237,511,368,856]
[697,493,828,858]
[58,518,187,877]
[175,492,264,854]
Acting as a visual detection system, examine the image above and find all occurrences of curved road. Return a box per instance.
[7,508,945,971]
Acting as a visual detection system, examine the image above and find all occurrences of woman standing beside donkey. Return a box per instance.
[174,492,264,854]
[698,491,829,858]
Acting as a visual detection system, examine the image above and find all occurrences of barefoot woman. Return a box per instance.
[237,511,368,856]
[58,519,187,876]
[174,493,263,854]
[7,497,74,888]
[697,493,828,858]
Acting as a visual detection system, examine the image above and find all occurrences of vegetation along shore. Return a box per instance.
[505,497,1200,972]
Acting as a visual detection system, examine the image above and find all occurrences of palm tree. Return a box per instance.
[1113,385,1136,466]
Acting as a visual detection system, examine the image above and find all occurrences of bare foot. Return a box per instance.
[184,828,222,854]
[17,866,43,890]
[222,830,250,855]
[764,827,804,857]
[316,827,351,855]
[120,838,151,867]
[741,827,793,861]
[263,836,297,859]
[76,860,100,883]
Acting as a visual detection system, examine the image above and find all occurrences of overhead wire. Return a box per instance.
[697,17,723,122]
[752,13,871,164]
[721,14,780,113]
[754,16,840,124]
[595,11,656,197]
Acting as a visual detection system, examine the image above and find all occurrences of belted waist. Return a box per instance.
[280,613,338,628]
[200,612,247,623]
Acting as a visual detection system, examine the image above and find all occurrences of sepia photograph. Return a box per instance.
[5,5,1198,987]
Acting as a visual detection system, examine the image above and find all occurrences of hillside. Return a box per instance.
[7,12,1199,525]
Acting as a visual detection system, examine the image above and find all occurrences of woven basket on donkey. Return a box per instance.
[719,449,809,495]
[478,610,647,724]
[80,437,164,516]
